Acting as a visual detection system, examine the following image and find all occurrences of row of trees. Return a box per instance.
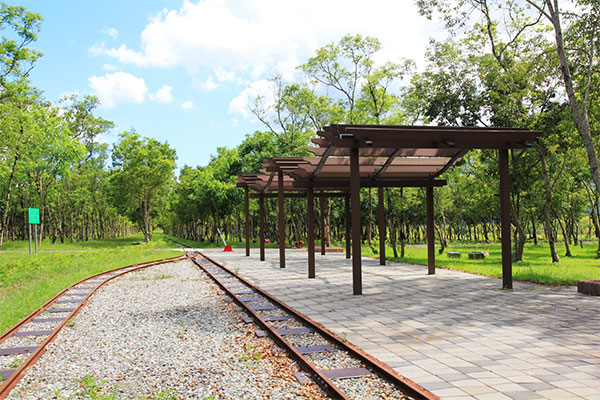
[0,3,176,246]
[164,0,600,263]
[2,1,598,265]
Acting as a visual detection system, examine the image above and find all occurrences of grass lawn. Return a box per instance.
[0,234,183,333]
[363,242,600,286]
[162,233,281,249]
[164,234,599,285]
[0,232,174,251]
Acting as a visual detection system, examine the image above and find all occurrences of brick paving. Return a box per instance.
[202,248,600,400]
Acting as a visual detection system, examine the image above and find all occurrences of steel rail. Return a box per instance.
[189,254,351,400]
[193,252,439,400]
[0,254,186,399]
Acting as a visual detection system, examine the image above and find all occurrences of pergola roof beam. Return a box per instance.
[369,148,402,180]
[310,146,334,178]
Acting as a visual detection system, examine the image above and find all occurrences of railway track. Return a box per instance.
[0,254,186,399]
[191,251,439,400]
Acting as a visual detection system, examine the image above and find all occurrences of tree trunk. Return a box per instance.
[386,192,398,258]
[0,147,19,247]
[555,213,572,257]
[536,144,560,262]
[143,198,152,242]
[513,216,527,262]
[535,0,600,199]
[531,215,538,245]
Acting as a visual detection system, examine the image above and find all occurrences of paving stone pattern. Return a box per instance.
[203,248,600,400]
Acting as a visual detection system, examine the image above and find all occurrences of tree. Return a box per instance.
[417,0,600,199]
[110,132,176,242]
[0,2,43,101]
[299,34,383,123]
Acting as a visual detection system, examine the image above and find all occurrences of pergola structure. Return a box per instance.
[238,124,543,295]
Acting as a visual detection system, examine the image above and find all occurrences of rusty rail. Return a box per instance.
[192,252,439,400]
[0,254,186,399]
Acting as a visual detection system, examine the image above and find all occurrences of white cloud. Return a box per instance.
[195,76,218,91]
[180,101,196,110]
[228,79,274,117]
[88,72,148,108]
[215,69,236,83]
[103,27,119,38]
[149,84,174,103]
[90,0,432,77]
[102,63,118,71]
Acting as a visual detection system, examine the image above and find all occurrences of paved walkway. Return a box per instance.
[202,248,600,400]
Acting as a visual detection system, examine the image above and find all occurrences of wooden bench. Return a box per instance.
[468,251,489,260]
[447,252,461,258]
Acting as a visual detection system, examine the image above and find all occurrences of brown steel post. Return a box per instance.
[499,149,513,289]
[350,146,362,295]
[426,186,435,274]
[319,196,326,255]
[245,187,250,257]
[278,170,285,268]
[307,185,316,278]
[378,187,386,266]
[345,194,351,259]
[259,193,265,261]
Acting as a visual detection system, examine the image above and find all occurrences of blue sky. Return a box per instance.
[10,0,441,169]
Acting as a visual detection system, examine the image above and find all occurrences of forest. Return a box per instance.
[1,0,600,266]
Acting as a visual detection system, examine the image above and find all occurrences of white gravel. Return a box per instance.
[6,259,327,400]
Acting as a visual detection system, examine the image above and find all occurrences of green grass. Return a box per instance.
[0,232,174,251]
[363,242,600,286]
[0,242,183,333]
[162,233,281,249]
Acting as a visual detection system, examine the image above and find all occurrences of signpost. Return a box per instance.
[28,208,39,254]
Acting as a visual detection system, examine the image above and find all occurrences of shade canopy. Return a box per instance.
[237,124,544,295]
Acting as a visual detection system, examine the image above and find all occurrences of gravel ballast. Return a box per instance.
[6,259,327,399]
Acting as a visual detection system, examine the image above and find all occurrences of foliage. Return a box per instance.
[110,131,177,242]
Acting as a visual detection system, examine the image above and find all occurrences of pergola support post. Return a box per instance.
[278,170,285,268]
[427,186,435,274]
[319,196,326,255]
[259,193,265,261]
[307,185,316,278]
[244,187,250,257]
[378,187,386,266]
[350,147,362,295]
[499,149,513,289]
[345,194,351,259]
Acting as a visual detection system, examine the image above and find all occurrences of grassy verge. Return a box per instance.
[162,233,281,249]
[165,234,598,285]
[0,232,175,251]
[0,248,183,333]
[363,243,600,286]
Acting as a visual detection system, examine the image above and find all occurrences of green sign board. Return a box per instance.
[28,208,40,224]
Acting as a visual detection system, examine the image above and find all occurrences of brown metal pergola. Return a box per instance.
[238,124,543,295]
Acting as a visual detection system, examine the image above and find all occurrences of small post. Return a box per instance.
[307,185,316,278]
[34,224,38,254]
[259,193,265,261]
[350,146,362,295]
[278,170,285,268]
[319,195,326,255]
[378,187,386,266]
[499,149,512,289]
[244,187,250,257]
[426,186,435,274]
[28,224,32,255]
[28,208,40,255]
[345,194,351,259]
